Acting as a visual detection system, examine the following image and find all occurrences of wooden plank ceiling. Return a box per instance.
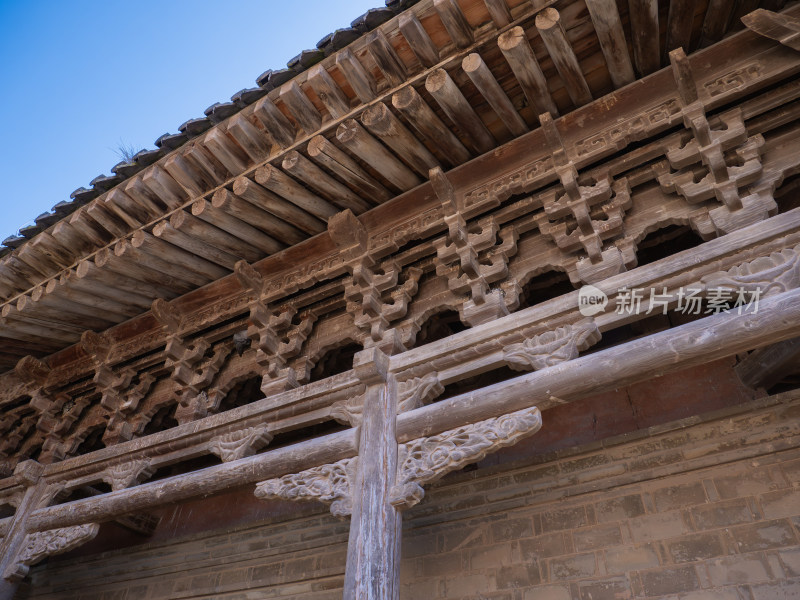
[0,0,780,372]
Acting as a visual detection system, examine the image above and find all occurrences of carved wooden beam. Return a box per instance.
[254,456,357,518]
[3,22,794,392]
[3,523,99,582]
[742,8,800,50]
[398,284,800,442]
[390,406,542,509]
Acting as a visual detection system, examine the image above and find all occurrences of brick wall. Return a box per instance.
[17,390,800,600]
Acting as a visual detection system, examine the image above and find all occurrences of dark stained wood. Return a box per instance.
[483,0,512,28]
[232,176,326,235]
[279,81,323,135]
[335,48,378,104]
[282,150,373,214]
[365,29,408,88]
[742,8,800,50]
[665,0,696,58]
[434,0,474,48]
[336,119,422,191]
[253,96,297,149]
[191,199,285,255]
[307,64,352,119]
[254,165,339,222]
[585,0,635,87]
[628,0,661,74]
[735,337,800,390]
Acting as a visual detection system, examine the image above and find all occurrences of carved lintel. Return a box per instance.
[254,457,358,518]
[503,319,601,372]
[208,426,273,462]
[103,459,155,491]
[701,244,800,297]
[390,406,542,509]
[397,372,443,413]
[4,523,100,581]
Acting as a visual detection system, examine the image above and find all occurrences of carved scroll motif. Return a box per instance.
[4,523,100,581]
[390,406,543,509]
[254,457,358,518]
[330,395,365,427]
[397,372,444,413]
[103,459,155,491]
[701,245,800,297]
[503,319,601,372]
[208,426,273,462]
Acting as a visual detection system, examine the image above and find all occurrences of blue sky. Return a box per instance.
[0,0,380,242]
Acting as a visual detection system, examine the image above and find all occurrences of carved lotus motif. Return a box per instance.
[254,457,357,518]
[504,319,601,371]
[208,426,273,462]
[702,246,800,296]
[390,406,542,509]
[5,523,100,581]
[397,372,444,413]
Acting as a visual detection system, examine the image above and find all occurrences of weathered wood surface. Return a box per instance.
[585,0,635,87]
[535,7,592,107]
[397,287,800,441]
[361,102,440,177]
[0,22,796,393]
[628,0,660,74]
[735,337,800,390]
[391,86,471,165]
[336,119,421,191]
[342,351,402,600]
[0,1,794,367]
[26,429,356,532]
[498,26,558,116]
[462,52,528,135]
[426,68,495,153]
[18,285,800,534]
[743,8,800,50]
[399,13,440,68]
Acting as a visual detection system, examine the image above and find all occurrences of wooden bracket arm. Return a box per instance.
[254,456,358,518]
[389,406,543,509]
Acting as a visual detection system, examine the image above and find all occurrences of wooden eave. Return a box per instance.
[0,0,795,374]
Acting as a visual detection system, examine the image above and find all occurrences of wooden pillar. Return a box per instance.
[0,461,45,600]
[343,347,402,600]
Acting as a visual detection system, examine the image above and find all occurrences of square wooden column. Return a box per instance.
[343,348,402,600]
